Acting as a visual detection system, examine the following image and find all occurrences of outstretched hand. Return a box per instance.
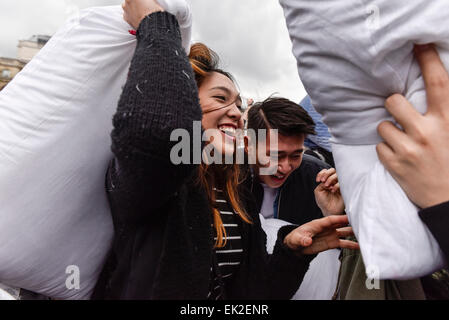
[122,0,164,29]
[283,215,359,255]
[314,168,345,216]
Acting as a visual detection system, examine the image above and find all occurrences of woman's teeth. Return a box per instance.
[219,125,236,137]
[273,174,285,179]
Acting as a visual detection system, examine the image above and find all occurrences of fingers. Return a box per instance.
[301,231,359,255]
[330,182,340,193]
[384,94,422,134]
[297,234,313,248]
[326,214,349,227]
[377,120,408,152]
[336,226,354,238]
[376,141,396,168]
[415,44,449,116]
[324,173,338,187]
[310,215,349,234]
[293,215,350,253]
[316,168,336,183]
[338,239,360,250]
[285,231,313,250]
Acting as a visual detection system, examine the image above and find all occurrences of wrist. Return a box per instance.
[320,207,344,217]
[136,6,165,29]
[321,209,332,217]
[422,197,449,209]
[420,198,449,211]
[136,11,181,43]
[142,5,164,18]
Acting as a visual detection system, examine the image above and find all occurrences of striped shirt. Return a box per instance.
[207,188,244,300]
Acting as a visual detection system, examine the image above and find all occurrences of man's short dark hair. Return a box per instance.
[247,97,316,137]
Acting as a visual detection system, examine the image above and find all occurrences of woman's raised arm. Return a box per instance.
[108,5,201,224]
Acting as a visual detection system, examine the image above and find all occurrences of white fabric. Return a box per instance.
[0,283,18,300]
[0,289,15,301]
[260,184,278,219]
[0,3,192,299]
[260,215,340,300]
[279,0,447,279]
[158,0,192,54]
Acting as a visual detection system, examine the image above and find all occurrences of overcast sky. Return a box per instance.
[0,0,306,102]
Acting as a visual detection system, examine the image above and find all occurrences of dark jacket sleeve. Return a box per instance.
[264,224,316,299]
[108,12,201,224]
[232,185,315,299]
[258,157,329,298]
[418,201,449,262]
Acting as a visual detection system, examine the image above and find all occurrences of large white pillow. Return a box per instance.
[279,0,447,280]
[0,3,192,299]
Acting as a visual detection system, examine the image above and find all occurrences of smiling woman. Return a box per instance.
[89,0,359,300]
[187,42,251,250]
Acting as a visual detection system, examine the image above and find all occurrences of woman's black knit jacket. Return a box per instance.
[92,11,313,300]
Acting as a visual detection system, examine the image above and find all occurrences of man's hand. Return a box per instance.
[314,168,345,216]
[284,215,359,255]
[122,0,164,30]
[376,44,449,209]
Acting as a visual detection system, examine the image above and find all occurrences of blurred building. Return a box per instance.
[0,58,25,91]
[17,35,51,63]
[0,35,50,91]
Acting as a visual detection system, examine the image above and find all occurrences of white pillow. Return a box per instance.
[0,4,192,299]
[259,215,340,300]
[279,0,448,279]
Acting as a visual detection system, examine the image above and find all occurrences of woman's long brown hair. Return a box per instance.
[189,43,252,248]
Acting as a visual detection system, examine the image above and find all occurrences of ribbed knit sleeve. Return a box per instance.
[108,12,202,223]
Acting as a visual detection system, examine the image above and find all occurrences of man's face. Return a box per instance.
[255,133,305,188]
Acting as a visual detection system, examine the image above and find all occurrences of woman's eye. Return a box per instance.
[213,96,226,101]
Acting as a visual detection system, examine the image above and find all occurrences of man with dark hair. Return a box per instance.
[243,97,345,226]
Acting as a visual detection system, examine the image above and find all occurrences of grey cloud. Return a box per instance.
[189,0,305,102]
[0,0,122,58]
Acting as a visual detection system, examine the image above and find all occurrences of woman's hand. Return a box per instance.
[314,168,345,216]
[122,0,164,30]
[376,44,449,209]
[284,215,359,255]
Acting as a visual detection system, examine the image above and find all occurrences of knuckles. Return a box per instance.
[385,93,405,110]
[376,121,390,136]
[427,74,449,91]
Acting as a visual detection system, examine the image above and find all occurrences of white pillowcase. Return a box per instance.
[279,0,448,279]
[0,3,192,299]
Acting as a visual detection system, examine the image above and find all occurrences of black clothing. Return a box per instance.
[418,201,449,299]
[305,147,335,167]
[92,12,313,300]
[419,201,449,262]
